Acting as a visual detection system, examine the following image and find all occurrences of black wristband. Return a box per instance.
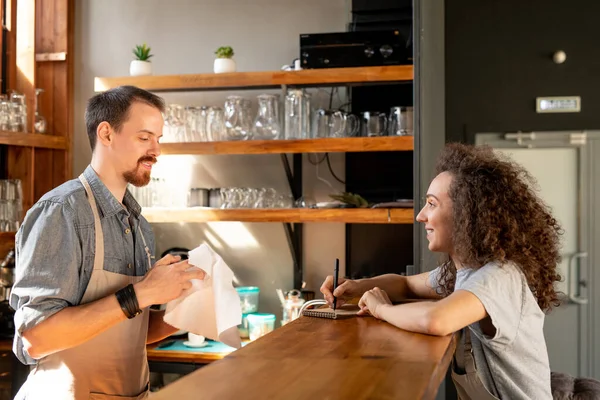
[125,284,142,317]
[115,284,142,319]
[115,287,133,318]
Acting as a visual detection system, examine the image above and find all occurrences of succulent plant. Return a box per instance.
[132,43,153,62]
[214,46,234,59]
[329,192,369,208]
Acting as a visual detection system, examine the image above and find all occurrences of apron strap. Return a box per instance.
[463,328,477,375]
[78,174,105,271]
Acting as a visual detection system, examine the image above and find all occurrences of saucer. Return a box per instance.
[183,341,208,348]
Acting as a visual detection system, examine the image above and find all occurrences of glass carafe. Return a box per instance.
[284,89,310,140]
[224,96,252,141]
[34,88,47,134]
[252,94,281,140]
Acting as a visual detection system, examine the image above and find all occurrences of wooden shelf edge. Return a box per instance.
[142,207,414,224]
[160,136,413,155]
[95,65,413,92]
[0,131,67,149]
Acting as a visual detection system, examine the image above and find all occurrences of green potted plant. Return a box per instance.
[213,46,236,74]
[130,43,153,76]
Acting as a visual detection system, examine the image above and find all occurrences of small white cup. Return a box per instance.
[187,333,205,345]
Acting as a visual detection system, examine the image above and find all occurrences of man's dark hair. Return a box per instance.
[85,85,165,150]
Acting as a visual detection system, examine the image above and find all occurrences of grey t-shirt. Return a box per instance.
[430,261,552,400]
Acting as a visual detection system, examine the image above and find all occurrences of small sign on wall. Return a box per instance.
[536,96,581,113]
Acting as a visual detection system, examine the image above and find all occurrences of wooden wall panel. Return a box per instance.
[7,0,35,213]
[33,2,54,198]
[6,0,16,91]
[52,61,67,185]
[33,0,73,197]
[0,0,73,256]
[7,147,33,211]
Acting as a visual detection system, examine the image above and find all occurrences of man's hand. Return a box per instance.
[358,287,392,319]
[134,254,206,308]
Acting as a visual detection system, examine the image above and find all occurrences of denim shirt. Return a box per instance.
[10,166,155,365]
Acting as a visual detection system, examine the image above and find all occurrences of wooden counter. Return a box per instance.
[151,315,457,400]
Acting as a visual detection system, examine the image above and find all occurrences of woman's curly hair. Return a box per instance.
[433,143,563,311]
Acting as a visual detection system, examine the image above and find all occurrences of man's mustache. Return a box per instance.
[138,156,157,165]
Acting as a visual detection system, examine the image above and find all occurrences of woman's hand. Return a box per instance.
[358,287,392,319]
[320,276,364,308]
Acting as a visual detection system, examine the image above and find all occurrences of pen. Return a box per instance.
[333,258,339,311]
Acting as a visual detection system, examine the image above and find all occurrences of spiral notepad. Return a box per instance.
[302,304,360,320]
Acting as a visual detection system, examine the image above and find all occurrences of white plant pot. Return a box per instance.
[129,60,152,77]
[214,58,236,74]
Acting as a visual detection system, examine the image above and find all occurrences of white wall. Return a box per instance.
[74,0,350,323]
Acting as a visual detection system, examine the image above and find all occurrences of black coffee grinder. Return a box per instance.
[0,249,15,339]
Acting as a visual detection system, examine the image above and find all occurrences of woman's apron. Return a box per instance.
[18,174,152,399]
[451,328,500,400]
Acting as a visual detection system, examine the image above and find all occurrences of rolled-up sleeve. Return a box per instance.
[10,200,82,364]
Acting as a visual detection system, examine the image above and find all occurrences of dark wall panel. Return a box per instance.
[446,0,600,144]
[345,0,415,279]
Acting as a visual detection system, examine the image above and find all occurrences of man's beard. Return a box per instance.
[123,156,156,187]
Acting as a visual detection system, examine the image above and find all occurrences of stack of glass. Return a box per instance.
[0,180,22,232]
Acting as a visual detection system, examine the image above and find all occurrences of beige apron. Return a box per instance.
[451,328,499,400]
[20,175,151,399]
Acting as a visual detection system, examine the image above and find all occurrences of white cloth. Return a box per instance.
[164,243,242,348]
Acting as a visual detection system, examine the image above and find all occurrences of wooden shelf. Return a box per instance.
[0,131,68,150]
[142,207,414,224]
[95,65,413,92]
[160,136,413,155]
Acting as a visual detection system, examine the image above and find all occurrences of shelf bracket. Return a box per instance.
[280,153,303,289]
[284,222,303,290]
[280,154,303,200]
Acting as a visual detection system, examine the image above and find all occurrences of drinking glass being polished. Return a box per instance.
[284,89,310,140]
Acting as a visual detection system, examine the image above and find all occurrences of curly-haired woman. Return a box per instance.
[320,143,562,400]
